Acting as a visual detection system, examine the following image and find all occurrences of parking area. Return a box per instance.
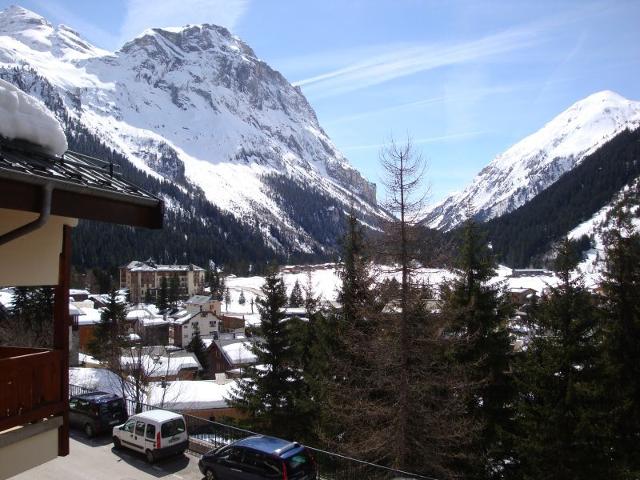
[10,432,205,480]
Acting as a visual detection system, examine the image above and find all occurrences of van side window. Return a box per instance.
[123,420,135,433]
[161,418,186,438]
[146,423,156,439]
[135,421,146,436]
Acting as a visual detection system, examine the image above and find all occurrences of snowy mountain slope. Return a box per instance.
[423,90,640,230]
[569,178,640,283]
[0,5,382,256]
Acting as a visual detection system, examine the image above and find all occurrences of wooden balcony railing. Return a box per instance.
[0,346,66,433]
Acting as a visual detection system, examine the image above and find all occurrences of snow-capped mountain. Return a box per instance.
[423,90,640,231]
[0,5,381,256]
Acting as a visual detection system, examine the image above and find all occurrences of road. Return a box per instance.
[10,432,204,480]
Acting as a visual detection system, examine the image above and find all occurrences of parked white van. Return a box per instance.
[112,409,189,463]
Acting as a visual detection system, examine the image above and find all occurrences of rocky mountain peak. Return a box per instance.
[423,91,640,231]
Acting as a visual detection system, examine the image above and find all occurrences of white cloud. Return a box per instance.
[341,131,488,152]
[119,0,250,43]
[292,23,551,99]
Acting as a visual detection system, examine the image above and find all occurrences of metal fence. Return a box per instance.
[69,384,434,480]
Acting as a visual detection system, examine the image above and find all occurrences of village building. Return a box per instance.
[204,334,258,377]
[119,259,206,303]
[120,346,202,381]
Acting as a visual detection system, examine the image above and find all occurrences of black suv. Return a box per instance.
[198,435,317,479]
[69,392,128,438]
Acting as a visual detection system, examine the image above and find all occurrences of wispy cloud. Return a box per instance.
[325,84,523,126]
[292,21,554,99]
[341,131,488,152]
[119,0,250,44]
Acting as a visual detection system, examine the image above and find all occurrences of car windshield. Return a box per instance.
[161,418,186,438]
[100,399,124,415]
[284,449,313,473]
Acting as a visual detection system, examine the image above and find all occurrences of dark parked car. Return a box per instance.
[198,435,318,480]
[69,391,128,437]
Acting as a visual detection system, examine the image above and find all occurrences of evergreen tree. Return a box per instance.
[229,271,311,439]
[88,290,126,363]
[599,197,640,477]
[186,331,209,377]
[289,280,304,307]
[168,274,180,306]
[157,276,169,311]
[144,288,154,305]
[322,209,381,456]
[238,290,246,305]
[440,219,514,478]
[511,241,609,479]
[224,287,231,311]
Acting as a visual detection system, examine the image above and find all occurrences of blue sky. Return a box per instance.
[3,0,640,203]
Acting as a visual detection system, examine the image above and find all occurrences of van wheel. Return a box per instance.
[145,449,155,464]
[204,469,217,480]
[84,423,94,438]
[112,437,121,449]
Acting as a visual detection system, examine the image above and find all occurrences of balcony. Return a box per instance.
[0,346,66,432]
[0,346,67,479]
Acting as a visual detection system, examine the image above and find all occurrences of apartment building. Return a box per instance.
[119,260,205,303]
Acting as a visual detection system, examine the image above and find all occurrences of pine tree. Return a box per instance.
[168,274,180,306]
[88,290,126,364]
[322,208,382,455]
[511,240,609,479]
[289,279,304,307]
[144,288,154,305]
[229,271,311,439]
[238,290,246,305]
[224,287,231,311]
[440,218,514,477]
[157,276,169,311]
[186,331,209,377]
[599,197,640,477]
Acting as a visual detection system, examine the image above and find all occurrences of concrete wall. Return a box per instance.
[0,209,77,287]
[0,417,62,480]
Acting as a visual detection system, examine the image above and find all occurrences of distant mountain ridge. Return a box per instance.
[0,5,384,267]
[481,127,640,267]
[423,90,640,231]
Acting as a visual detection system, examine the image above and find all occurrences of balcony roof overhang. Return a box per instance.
[0,139,163,229]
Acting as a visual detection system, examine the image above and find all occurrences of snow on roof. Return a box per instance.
[69,289,90,296]
[125,260,204,272]
[120,351,201,376]
[146,380,237,410]
[78,352,100,366]
[69,367,123,396]
[186,295,213,305]
[221,341,257,365]
[68,303,82,316]
[0,78,67,156]
[77,306,102,325]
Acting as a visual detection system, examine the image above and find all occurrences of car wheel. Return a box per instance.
[84,423,94,438]
[146,449,155,464]
[112,436,121,449]
[204,469,217,480]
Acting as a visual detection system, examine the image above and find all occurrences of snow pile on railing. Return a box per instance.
[0,78,67,156]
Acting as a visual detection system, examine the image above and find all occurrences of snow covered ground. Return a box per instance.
[223,263,563,315]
